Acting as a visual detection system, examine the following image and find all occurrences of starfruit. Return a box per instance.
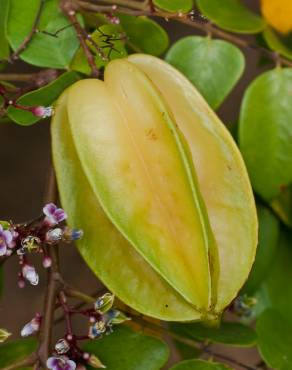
[51,55,257,322]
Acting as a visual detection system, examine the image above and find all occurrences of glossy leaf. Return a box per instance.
[119,14,169,56]
[170,359,231,370]
[243,205,279,294]
[263,27,292,60]
[256,309,292,370]
[83,326,169,370]
[260,230,292,325]
[7,71,80,125]
[52,89,204,322]
[0,338,37,368]
[197,0,265,34]
[0,0,10,60]
[165,36,245,109]
[239,68,292,201]
[153,0,193,12]
[171,321,256,347]
[271,184,292,227]
[6,0,80,68]
[129,54,257,312]
[71,24,127,75]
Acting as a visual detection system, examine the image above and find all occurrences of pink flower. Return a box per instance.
[21,313,41,337]
[47,357,76,370]
[43,203,67,226]
[0,225,13,256]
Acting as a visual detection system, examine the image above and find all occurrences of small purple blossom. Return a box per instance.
[22,264,39,286]
[47,356,76,370]
[43,256,52,268]
[0,225,13,256]
[43,203,67,227]
[21,313,41,337]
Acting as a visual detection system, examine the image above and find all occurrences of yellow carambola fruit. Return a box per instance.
[261,0,292,34]
[52,56,257,321]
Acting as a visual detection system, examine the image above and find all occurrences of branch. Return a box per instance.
[60,0,100,77]
[76,0,292,68]
[8,0,45,62]
[37,167,62,367]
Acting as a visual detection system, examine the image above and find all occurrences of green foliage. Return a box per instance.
[196,0,265,34]
[71,25,127,74]
[0,0,10,60]
[7,71,80,125]
[165,36,244,109]
[239,68,292,201]
[83,326,169,370]
[153,0,193,12]
[271,184,292,227]
[0,338,37,369]
[170,360,231,370]
[6,0,80,68]
[171,321,256,347]
[243,205,279,294]
[263,27,292,60]
[256,309,292,370]
[119,14,169,56]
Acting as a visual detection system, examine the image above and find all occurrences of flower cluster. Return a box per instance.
[44,293,129,370]
[0,203,83,287]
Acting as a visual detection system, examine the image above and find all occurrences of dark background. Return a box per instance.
[0,1,267,368]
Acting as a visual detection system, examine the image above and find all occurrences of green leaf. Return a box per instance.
[0,338,37,369]
[260,230,292,325]
[171,321,257,347]
[153,0,193,12]
[256,309,292,370]
[271,184,292,227]
[0,0,10,60]
[197,0,265,34]
[90,25,127,68]
[7,0,80,68]
[7,71,80,125]
[165,36,244,109]
[83,326,169,370]
[243,205,279,294]
[119,14,169,56]
[263,27,292,60]
[170,360,231,370]
[239,68,292,201]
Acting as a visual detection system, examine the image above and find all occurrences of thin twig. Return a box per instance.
[61,0,100,77]
[8,0,45,62]
[77,0,292,68]
[37,167,62,367]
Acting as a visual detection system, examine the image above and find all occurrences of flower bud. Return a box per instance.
[63,227,83,242]
[55,338,70,354]
[21,314,41,337]
[43,256,52,268]
[88,354,106,369]
[105,309,130,325]
[46,228,63,243]
[94,293,114,314]
[31,106,53,118]
[22,264,39,286]
[0,328,11,343]
[88,320,106,339]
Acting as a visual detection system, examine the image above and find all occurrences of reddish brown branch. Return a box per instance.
[76,0,292,68]
[61,0,100,77]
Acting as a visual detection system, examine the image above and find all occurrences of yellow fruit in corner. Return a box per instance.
[51,55,258,322]
[261,0,292,34]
